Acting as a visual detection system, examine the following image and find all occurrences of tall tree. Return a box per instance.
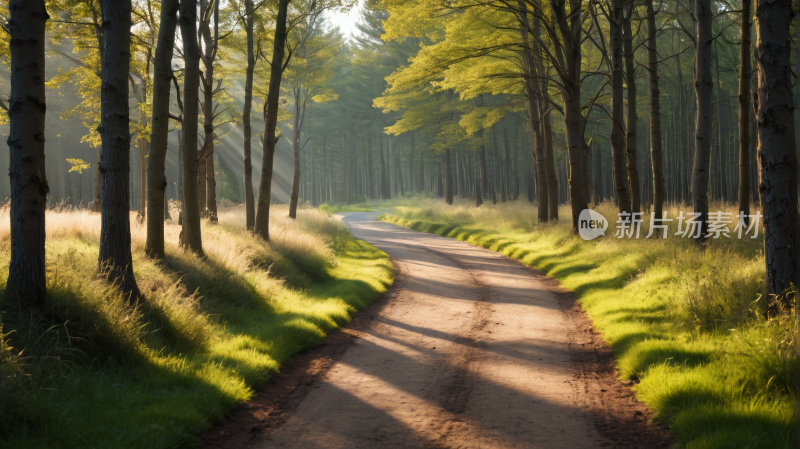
[738,0,752,224]
[754,0,798,304]
[199,0,220,222]
[4,0,49,306]
[97,0,139,298]
[691,0,714,240]
[145,0,180,258]
[623,6,639,213]
[254,0,292,240]
[180,0,204,254]
[241,0,258,230]
[645,0,664,219]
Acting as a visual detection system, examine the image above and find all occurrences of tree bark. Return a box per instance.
[6,0,49,306]
[97,0,140,299]
[145,0,179,258]
[243,0,256,230]
[179,0,204,253]
[754,0,798,303]
[254,0,291,240]
[409,131,415,193]
[692,0,714,240]
[738,0,752,225]
[645,0,665,219]
[623,9,639,213]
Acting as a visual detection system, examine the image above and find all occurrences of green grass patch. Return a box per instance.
[382,199,794,449]
[0,205,393,448]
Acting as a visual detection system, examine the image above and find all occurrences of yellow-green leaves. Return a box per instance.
[66,158,91,173]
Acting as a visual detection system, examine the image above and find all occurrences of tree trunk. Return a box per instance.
[692,0,714,240]
[98,0,139,299]
[243,0,256,230]
[6,0,48,306]
[754,0,798,304]
[738,0,752,224]
[543,108,558,220]
[645,0,665,219]
[94,145,101,211]
[202,0,219,222]
[610,0,632,214]
[179,0,203,253]
[623,9,639,213]
[289,88,302,219]
[409,131,415,193]
[145,0,179,258]
[444,148,453,204]
[254,0,291,240]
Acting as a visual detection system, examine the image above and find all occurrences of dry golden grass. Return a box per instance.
[0,201,392,447]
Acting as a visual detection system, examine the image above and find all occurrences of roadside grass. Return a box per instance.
[382,198,794,449]
[0,203,393,448]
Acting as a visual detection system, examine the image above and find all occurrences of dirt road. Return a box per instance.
[204,212,670,448]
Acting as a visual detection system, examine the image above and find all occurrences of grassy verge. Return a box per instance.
[0,204,393,448]
[383,199,794,449]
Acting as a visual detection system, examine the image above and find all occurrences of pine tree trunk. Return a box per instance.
[692,0,714,240]
[98,0,139,299]
[754,0,799,304]
[543,108,558,220]
[179,0,204,253]
[243,0,256,230]
[623,10,639,213]
[6,0,48,306]
[738,0,752,224]
[444,148,453,204]
[289,89,302,219]
[610,0,632,214]
[645,0,665,219]
[145,0,179,258]
[254,0,290,240]
[202,0,219,222]
[409,131,415,193]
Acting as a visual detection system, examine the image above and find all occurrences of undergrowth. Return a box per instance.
[383,198,794,449]
[0,203,393,448]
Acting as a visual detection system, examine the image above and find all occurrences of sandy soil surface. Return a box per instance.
[203,212,672,448]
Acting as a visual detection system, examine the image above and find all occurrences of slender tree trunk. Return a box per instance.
[98,0,139,299]
[623,10,639,213]
[543,108,558,220]
[738,0,752,225]
[692,0,714,240]
[145,0,179,258]
[444,148,453,204]
[409,131,415,193]
[610,0,632,214]
[754,0,798,304]
[6,0,48,306]
[254,0,291,240]
[179,0,203,253]
[243,0,256,230]
[380,135,390,199]
[289,89,302,219]
[645,0,665,219]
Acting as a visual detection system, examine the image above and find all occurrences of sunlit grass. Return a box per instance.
[382,198,794,449]
[0,203,393,448]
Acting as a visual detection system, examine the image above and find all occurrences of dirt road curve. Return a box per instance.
[203,212,671,449]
